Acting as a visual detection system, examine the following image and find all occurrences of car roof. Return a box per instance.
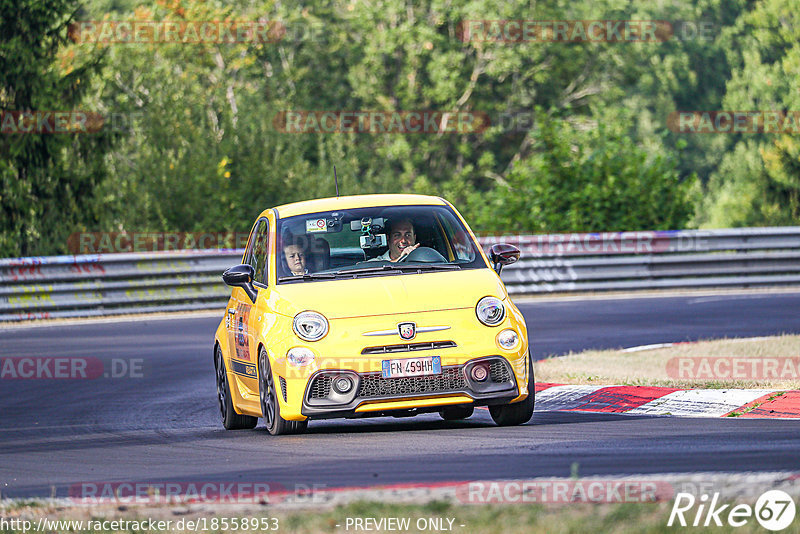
[266,194,448,219]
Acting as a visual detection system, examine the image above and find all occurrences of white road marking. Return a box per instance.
[626,389,775,417]
[534,385,608,411]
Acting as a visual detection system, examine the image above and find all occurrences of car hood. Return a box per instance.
[271,268,507,319]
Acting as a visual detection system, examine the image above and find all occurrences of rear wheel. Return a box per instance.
[439,405,474,421]
[215,346,257,430]
[259,347,307,435]
[489,356,535,426]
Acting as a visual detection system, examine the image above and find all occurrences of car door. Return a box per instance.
[243,217,271,373]
[226,219,267,388]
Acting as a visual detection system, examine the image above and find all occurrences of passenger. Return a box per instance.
[283,243,308,276]
[452,229,475,261]
[373,218,420,262]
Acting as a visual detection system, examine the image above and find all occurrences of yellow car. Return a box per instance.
[213,194,532,435]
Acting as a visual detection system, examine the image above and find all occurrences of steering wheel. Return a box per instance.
[397,246,448,263]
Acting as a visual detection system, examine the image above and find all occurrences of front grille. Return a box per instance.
[490,360,512,383]
[357,366,466,398]
[361,341,457,355]
[309,375,331,399]
[279,376,288,401]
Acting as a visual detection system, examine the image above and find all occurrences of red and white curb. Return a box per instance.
[533,384,800,418]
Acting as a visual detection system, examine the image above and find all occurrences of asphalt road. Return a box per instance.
[1,291,799,498]
[523,291,800,357]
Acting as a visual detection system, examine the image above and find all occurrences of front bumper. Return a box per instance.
[300,356,520,419]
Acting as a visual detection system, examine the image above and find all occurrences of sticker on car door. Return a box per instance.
[234,303,252,361]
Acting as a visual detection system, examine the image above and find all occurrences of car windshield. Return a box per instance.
[276,205,485,283]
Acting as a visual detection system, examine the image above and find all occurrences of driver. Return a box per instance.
[372,218,420,262]
[283,243,308,276]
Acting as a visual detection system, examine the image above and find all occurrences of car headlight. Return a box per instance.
[286,347,316,366]
[476,296,505,326]
[497,329,519,350]
[293,311,329,341]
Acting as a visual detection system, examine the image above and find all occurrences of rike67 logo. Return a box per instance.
[669,490,796,531]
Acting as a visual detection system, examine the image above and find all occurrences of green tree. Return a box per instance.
[462,110,697,234]
[69,0,708,248]
[0,0,109,257]
[699,0,800,227]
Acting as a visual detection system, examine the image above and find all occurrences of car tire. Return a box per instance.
[439,405,475,420]
[259,347,307,436]
[288,419,309,434]
[215,346,258,430]
[489,355,535,426]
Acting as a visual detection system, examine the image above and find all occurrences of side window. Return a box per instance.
[243,221,259,270]
[245,219,270,285]
[439,214,476,262]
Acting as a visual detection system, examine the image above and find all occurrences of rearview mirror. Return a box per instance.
[489,244,520,275]
[350,217,385,232]
[222,264,257,303]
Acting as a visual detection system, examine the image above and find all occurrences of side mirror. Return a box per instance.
[222,264,257,303]
[489,244,520,275]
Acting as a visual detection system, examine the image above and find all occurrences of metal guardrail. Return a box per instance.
[484,227,800,294]
[1,227,799,321]
[0,251,239,321]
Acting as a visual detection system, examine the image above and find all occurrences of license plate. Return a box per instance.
[382,356,442,379]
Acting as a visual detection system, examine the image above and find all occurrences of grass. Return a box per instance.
[0,499,781,534]
[726,392,785,417]
[533,334,800,390]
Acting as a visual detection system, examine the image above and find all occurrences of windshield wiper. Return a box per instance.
[335,263,460,276]
[278,272,337,283]
[280,264,460,282]
[397,263,461,271]
[332,265,402,276]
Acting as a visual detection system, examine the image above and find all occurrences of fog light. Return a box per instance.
[471,364,489,382]
[497,329,519,350]
[332,375,354,394]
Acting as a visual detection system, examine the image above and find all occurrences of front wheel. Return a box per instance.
[259,348,307,435]
[215,346,258,430]
[489,356,535,426]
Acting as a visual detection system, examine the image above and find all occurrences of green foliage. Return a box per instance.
[699,0,800,227]
[463,110,698,234]
[5,0,796,258]
[0,0,109,257]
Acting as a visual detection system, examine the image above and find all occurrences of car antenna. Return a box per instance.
[333,165,340,198]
